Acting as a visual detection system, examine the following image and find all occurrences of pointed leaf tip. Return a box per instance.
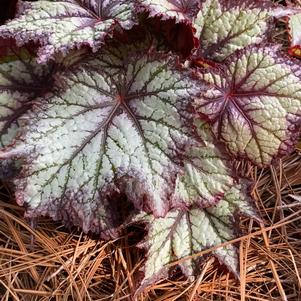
[134,184,257,290]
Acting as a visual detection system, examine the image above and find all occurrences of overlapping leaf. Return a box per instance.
[173,121,235,208]
[2,42,237,234]
[195,45,301,166]
[137,0,200,23]
[193,0,277,61]
[0,43,53,178]
[0,0,137,63]
[135,184,257,290]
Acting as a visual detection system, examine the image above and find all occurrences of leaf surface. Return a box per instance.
[136,184,257,289]
[194,0,275,61]
[4,43,237,234]
[0,43,53,178]
[137,0,200,23]
[195,45,301,166]
[0,0,137,63]
[173,121,235,208]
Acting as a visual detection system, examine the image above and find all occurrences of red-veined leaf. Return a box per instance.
[195,45,301,166]
[1,42,236,234]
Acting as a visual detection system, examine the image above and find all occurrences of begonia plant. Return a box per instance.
[0,0,301,291]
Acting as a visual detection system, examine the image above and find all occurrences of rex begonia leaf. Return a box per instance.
[135,184,257,290]
[0,43,53,178]
[137,0,200,23]
[0,0,137,63]
[195,45,301,166]
[194,0,277,61]
[173,121,235,208]
[2,42,237,234]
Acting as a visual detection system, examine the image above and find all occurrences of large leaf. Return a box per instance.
[2,43,236,234]
[137,0,200,23]
[135,184,257,290]
[0,42,53,178]
[195,45,301,166]
[193,0,277,61]
[0,0,137,63]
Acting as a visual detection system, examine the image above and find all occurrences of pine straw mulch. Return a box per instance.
[0,145,301,301]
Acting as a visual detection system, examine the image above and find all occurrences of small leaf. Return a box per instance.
[135,184,257,290]
[194,0,276,61]
[0,42,53,178]
[5,42,237,234]
[195,45,301,166]
[0,0,137,63]
[137,0,200,23]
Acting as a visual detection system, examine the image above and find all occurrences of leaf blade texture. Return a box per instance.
[137,0,200,23]
[0,0,137,63]
[194,0,275,61]
[4,42,236,234]
[195,45,301,166]
[173,121,235,208]
[136,184,257,290]
[0,42,53,178]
